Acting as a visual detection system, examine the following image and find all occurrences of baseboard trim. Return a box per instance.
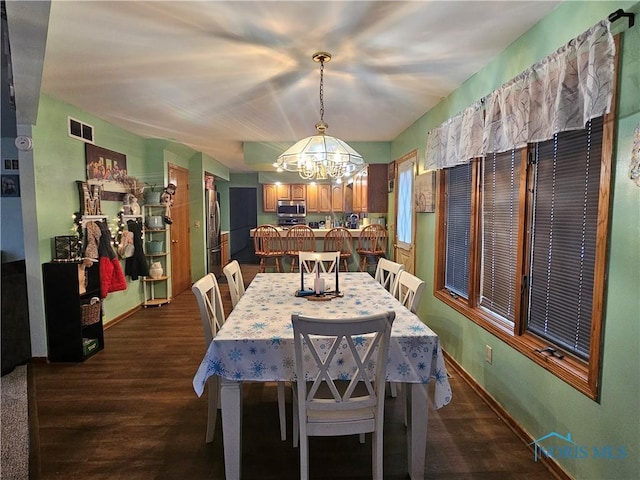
[103,304,142,330]
[442,350,572,480]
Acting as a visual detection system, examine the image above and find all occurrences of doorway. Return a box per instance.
[168,164,192,295]
[229,187,257,264]
[394,150,417,274]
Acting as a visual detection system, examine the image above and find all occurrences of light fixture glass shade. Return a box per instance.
[276,133,365,180]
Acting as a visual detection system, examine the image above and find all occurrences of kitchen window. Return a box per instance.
[434,114,613,400]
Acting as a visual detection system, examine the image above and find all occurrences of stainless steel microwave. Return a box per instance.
[277,200,306,218]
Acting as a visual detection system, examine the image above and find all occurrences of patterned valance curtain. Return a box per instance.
[425,101,484,170]
[425,19,615,170]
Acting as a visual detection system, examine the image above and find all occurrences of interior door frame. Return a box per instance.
[168,163,191,296]
[393,149,418,274]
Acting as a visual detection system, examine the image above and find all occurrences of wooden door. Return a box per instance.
[393,150,417,274]
[168,164,191,296]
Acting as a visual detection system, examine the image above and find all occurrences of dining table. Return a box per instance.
[193,272,452,479]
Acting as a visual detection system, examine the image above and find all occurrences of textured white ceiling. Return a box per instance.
[35,1,560,172]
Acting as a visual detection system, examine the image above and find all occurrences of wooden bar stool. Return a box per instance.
[285,225,316,272]
[357,224,388,273]
[253,225,284,273]
[323,227,353,272]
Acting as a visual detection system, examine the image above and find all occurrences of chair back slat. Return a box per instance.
[292,312,395,411]
[285,225,315,253]
[253,224,283,254]
[374,258,405,296]
[222,260,245,308]
[323,227,353,254]
[395,270,426,314]
[192,273,226,345]
[299,251,340,274]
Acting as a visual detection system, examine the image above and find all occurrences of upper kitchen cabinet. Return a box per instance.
[290,184,306,200]
[263,183,307,211]
[263,184,278,212]
[331,184,344,212]
[306,183,319,212]
[346,164,388,213]
[306,183,343,213]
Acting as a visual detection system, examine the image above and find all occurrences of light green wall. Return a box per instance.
[30,94,230,334]
[391,2,640,479]
[32,94,150,327]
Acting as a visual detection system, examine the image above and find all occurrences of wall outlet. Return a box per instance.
[485,345,493,364]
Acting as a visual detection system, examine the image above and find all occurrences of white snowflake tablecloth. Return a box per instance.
[193,272,452,409]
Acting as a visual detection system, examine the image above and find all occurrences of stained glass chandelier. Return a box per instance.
[276,52,365,181]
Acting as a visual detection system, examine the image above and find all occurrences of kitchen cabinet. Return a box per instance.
[331,184,344,212]
[290,184,306,200]
[347,164,388,213]
[263,183,306,211]
[221,232,230,266]
[42,261,104,362]
[263,184,278,212]
[306,184,319,212]
[276,184,291,200]
[318,184,332,212]
[304,183,343,213]
[142,204,171,307]
[265,182,345,213]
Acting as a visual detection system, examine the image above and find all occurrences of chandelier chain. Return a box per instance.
[319,57,325,125]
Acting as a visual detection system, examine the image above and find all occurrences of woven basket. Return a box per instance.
[81,298,102,326]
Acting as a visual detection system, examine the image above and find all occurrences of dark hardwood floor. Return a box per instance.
[29,265,555,479]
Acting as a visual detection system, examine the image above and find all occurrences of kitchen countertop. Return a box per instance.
[250,227,365,238]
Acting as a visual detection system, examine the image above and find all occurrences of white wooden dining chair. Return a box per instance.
[374,258,404,297]
[374,258,405,398]
[192,273,288,442]
[191,273,226,443]
[392,270,426,413]
[395,270,426,314]
[298,251,340,274]
[222,260,245,308]
[291,311,396,480]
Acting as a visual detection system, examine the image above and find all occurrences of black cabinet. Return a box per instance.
[42,262,104,362]
[1,260,31,375]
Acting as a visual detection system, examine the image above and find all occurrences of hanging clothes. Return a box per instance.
[125,219,149,280]
[97,221,127,298]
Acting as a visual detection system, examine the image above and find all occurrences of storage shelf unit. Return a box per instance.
[42,261,104,362]
[143,204,171,307]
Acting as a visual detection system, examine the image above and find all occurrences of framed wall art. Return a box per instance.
[85,144,127,201]
[1,174,20,197]
[414,171,436,213]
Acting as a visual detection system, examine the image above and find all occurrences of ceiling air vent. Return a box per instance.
[68,117,94,144]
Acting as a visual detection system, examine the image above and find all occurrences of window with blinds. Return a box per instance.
[445,163,472,299]
[435,114,612,399]
[480,149,520,324]
[527,117,603,360]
